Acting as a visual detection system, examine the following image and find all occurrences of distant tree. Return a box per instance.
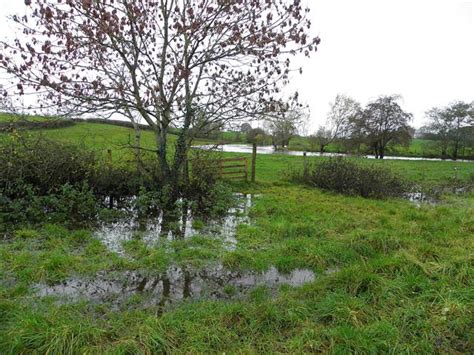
[353,95,413,159]
[246,128,267,145]
[459,126,474,157]
[421,108,452,158]
[189,110,221,140]
[240,123,253,134]
[309,127,331,153]
[312,94,361,153]
[264,99,309,150]
[422,101,474,159]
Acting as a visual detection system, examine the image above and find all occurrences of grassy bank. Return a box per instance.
[1,120,473,353]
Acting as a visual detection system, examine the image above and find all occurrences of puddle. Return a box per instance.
[406,187,471,206]
[406,192,438,207]
[96,194,255,254]
[35,264,315,311]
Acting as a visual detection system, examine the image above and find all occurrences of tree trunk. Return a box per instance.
[131,121,141,171]
[374,143,379,159]
[379,142,385,159]
[453,141,459,160]
[156,123,170,181]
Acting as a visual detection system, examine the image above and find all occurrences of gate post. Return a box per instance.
[251,143,257,182]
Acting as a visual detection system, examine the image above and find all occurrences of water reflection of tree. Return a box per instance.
[159,200,190,239]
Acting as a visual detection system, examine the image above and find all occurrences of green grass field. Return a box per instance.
[1,121,473,353]
[2,120,471,185]
[3,113,473,159]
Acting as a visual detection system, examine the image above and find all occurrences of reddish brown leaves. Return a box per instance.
[1,0,320,127]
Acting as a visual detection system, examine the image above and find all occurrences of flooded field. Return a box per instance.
[197,144,473,162]
[32,192,317,312]
[35,264,316,311]
[96,194,256,254]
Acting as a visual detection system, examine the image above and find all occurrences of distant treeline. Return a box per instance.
[0,119,75,132]
[84,119,181,135]
[0,117,180,135]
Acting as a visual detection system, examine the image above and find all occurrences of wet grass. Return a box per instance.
[1,121,474,353]
[1,186,473,353]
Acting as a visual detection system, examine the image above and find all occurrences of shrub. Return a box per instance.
[0,134,237,229]
[0,119,75,132]
[0,183,97,227]
[0,135,96,197]
[186,150,236,218]
[92,164,143,201]
[291,158,410,199]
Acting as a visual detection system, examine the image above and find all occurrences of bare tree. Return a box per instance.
[422,101,474,159]
[240,123,252,134]
[0,0,320,204]
[264,98,309,150]
[353,95,413,159]
[312,94,360,153]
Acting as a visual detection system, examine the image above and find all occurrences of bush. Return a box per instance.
[0,134,237,229]
[0,119,75,132]
[0,183,97,227]
[0,135,96,197]
[291,158,410,199]
[186,150,236,218]
[92,164,143,201]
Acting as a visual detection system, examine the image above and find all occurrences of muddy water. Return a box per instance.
[97,194,255,254]
[36,264,315,310]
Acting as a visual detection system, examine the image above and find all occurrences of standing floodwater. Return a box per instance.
[96,194,255,254]
[35,264,316,311]
[196,144,474,162]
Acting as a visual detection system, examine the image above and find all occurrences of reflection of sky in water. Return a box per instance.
[95,194,255,255]
[36,264,315,310]
[195,144,473,162]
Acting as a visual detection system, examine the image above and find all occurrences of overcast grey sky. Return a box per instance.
[293,0,474,131]
[0,0,473,131]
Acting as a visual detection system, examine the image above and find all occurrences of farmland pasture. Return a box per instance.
[0,120,473,353]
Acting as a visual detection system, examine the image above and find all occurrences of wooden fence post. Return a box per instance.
[251,143,257,182]
[244,158,249,182]
[303,151,308,178]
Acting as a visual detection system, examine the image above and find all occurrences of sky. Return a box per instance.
[292,0,474,132]
[0,0,473,132]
